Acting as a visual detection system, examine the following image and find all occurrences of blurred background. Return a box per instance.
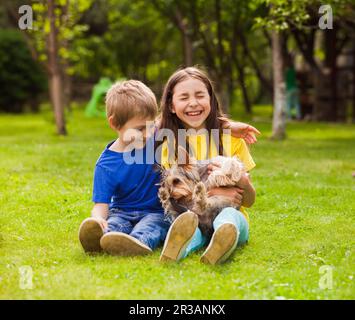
[0,0,354,137]
[0,1,354,300]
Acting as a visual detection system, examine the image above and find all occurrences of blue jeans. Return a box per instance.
[182,207,249,258]
[106,208,171,250]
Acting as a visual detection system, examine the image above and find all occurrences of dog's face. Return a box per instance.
[161,166,200,201]
[159,147,201,202]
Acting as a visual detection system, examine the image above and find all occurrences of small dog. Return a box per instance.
[158,147,245,238]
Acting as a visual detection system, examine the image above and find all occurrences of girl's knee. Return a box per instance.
[213,207,239,228]
[213,207,248,236]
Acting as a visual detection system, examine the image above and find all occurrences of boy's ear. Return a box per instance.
[108,116,118,131]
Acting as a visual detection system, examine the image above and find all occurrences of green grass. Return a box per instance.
[0,107,354,299]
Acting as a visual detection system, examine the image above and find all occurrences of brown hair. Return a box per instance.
[157,66,228,160]
[105,80,157,129]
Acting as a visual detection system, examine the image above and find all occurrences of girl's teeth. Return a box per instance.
[186,111,202,116]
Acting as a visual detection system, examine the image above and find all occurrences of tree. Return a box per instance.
[47,0,66,135]
[290,2,355,121]
[150,0,268,113]
[271,30,286,139]
[259,0,355,123]
[4,0,92,134]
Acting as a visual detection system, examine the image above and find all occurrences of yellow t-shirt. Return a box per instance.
[160,133,256,222]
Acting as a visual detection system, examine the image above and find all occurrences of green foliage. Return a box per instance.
[0,109,354,299]
[30,0,93,75]
[254,0,355,31]
[0,30,46,113]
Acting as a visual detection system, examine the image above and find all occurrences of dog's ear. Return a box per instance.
[177,146,190,167]
[177,146,197,169]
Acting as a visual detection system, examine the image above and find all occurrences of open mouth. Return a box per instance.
[185,110,203,117]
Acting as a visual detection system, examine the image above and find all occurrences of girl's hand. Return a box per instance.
[207,162,221,175]
[227,121,261,144]
[207,186,244,207]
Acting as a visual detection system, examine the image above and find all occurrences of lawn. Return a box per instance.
[0,106,354,299]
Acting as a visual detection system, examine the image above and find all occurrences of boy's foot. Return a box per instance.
[160,211,198,262]
[200,223,239,265]
[100,232,152,256]
[79,218,104,253]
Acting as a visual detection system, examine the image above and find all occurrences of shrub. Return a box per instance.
[0,29,47,113]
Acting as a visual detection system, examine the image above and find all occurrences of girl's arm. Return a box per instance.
[208,174,255,208]
[207,162,256,208]
[237,173,255,208]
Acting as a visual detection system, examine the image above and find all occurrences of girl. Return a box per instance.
[157,67,256,265]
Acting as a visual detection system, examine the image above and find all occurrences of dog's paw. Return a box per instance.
[193,182,206,196]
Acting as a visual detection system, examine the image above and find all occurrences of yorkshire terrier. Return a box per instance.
[158,147,245,238]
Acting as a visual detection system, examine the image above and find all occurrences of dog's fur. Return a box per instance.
[158,147,245,238]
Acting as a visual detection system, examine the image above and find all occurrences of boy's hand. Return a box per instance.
[94,217,108,230]
[91,203,109,230]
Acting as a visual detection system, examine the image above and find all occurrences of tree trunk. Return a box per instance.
[182,31,193,66]
[271,31,286,140]
[48,0,66,135]
[214,79,230,114]
[173,8,193,66]
[61,1,72,112]
[234,57,252,114]
[313,29,342,122]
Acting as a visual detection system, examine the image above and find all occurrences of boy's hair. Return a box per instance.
[105,80,158,129]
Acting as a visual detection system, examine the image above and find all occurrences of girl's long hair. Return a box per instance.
[156,66,229,162]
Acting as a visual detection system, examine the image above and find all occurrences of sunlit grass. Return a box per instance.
[0,106,354,299]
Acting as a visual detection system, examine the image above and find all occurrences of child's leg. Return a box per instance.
[130,213,171,250]
[79,209,133,253]
[100,210,152,256]
[160,211,204,262]
[200,207,249,265]
[181,227,207,259]
[213,207,249,246]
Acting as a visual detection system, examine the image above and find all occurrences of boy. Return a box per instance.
[79,80,170,255]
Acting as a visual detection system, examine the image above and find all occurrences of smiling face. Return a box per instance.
[171,77,211,130]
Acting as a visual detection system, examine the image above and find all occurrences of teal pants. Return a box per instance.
[182,207,249,259]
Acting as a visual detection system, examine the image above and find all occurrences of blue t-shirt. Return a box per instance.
[92,140,163,213]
